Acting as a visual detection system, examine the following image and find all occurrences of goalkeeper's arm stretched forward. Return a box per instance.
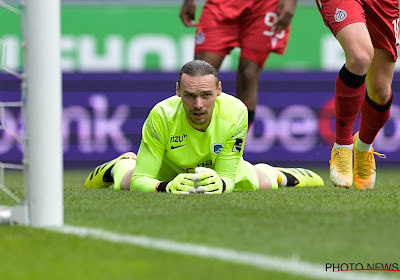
[84,60,324,194]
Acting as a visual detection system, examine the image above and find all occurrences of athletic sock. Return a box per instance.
[334,65,366,145]
[112,159,136,191]
[254,163,278,189]
[277,170,287,187]
[333,143,353,150]
[355,134,372,152]
[359,91,392,144]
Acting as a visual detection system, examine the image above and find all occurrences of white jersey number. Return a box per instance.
[263,12,285,39]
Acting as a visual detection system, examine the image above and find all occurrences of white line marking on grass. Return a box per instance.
[46,225,397,280]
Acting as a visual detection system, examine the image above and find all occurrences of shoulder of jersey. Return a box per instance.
[151,95,182,121]
[216,93,247,123]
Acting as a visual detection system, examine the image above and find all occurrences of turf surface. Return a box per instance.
[1,167,399,279]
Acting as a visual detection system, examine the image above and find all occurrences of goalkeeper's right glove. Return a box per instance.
[156,173,196,194]
[195,167,226,194]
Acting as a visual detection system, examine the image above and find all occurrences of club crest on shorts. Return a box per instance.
[196,30,205,45]
[334,8,347,22]
[212,143,224,155]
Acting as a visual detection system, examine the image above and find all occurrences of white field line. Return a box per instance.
[46,225,398,280]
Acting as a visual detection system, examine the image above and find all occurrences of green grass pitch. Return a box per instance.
[1,167,400,279]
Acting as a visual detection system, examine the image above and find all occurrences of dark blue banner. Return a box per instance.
[0,72,399,166]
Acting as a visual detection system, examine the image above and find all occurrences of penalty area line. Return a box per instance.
[46,225,395,280]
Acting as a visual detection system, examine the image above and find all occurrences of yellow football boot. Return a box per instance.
[329,147,353,188]
[353,132,385,190]
[275,167,324,187]
[84,152,137,189]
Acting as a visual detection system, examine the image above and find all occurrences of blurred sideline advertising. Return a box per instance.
[0,72,399,166]
[1,5,399,72]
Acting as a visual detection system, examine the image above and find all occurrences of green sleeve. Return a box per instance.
[214,108,248,193]
[130,107,167,192]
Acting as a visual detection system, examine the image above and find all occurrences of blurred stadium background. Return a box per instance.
[0,0,399,167]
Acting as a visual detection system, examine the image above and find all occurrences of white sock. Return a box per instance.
[334,142,353,150]
[277,170,287,187]
[355,135,372,152]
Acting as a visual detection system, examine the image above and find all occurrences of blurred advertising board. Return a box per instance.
[1,4,398,72]
[0,72,399,166]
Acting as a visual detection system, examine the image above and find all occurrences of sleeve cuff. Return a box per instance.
[155,181,169,193]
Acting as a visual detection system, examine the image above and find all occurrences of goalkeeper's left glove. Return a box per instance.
[195,167,226,194]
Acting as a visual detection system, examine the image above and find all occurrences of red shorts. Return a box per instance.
[195,0,291,67]
[316,0,400,61]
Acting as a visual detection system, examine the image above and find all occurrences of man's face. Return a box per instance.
[177,73,221,131]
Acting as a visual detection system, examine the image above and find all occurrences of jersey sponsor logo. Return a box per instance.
[212,143,224,155]
[196,29,205,45]
[232,138,243,153]
[184,160,213,173]
[334,8,347,22]
[170,134,187,143]
[170,144,187,150]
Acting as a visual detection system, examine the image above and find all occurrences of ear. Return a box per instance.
[217,81,222,96]
[176,81,180,97]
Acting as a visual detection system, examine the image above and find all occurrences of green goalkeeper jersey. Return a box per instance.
[131,92,249,193]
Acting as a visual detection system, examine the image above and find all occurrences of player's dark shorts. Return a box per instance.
[316,0,400,61]
[195,0,291,67]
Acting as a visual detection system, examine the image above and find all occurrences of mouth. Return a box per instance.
[192,111,206,119]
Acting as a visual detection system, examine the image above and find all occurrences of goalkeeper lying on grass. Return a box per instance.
[85,60,324,194]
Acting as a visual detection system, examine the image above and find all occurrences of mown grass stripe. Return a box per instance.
[46,225,397,280]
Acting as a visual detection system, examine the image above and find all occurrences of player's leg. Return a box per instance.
[353,0,398,189]
[194,52,225,70]
[236,58,263,129]
[238,0,290,128]
[84,152,136,189]
[353,49,395,189]
[255,164,325,189]
[328,22,373,188]
[254,163,278,190]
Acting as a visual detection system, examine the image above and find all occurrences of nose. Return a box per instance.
[193,97,203,109]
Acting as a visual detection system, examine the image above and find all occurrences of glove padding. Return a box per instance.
[195,167,225,194]
[166,173,196,194]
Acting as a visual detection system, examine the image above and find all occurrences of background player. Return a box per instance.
[85,60,323,194]
[179,0,298,129]
[316,0,399,189]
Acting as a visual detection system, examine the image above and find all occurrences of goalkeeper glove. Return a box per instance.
[156,173,196,194]
[195,167,226,194]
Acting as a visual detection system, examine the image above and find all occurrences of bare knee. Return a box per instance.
[255,167,272,190]
[345,48,373,75]
[120,169,134,190]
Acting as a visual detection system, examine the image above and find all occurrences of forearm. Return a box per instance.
[130,174,160,193]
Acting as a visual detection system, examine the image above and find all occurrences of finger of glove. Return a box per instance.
[170,187,190,194]
[175,178,195,187]
[198,171,217,180]
[198,177,218,186]
[196,183,220,192]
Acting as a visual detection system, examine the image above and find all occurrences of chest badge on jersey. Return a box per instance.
[334,8,347,22]
[212,143,224,155]
[232,138,243,153]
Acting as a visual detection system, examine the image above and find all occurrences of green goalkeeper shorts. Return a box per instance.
[234,158,259,191]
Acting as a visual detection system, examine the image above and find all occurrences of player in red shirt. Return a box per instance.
[179,0,298,129]
[316,0,399,189]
